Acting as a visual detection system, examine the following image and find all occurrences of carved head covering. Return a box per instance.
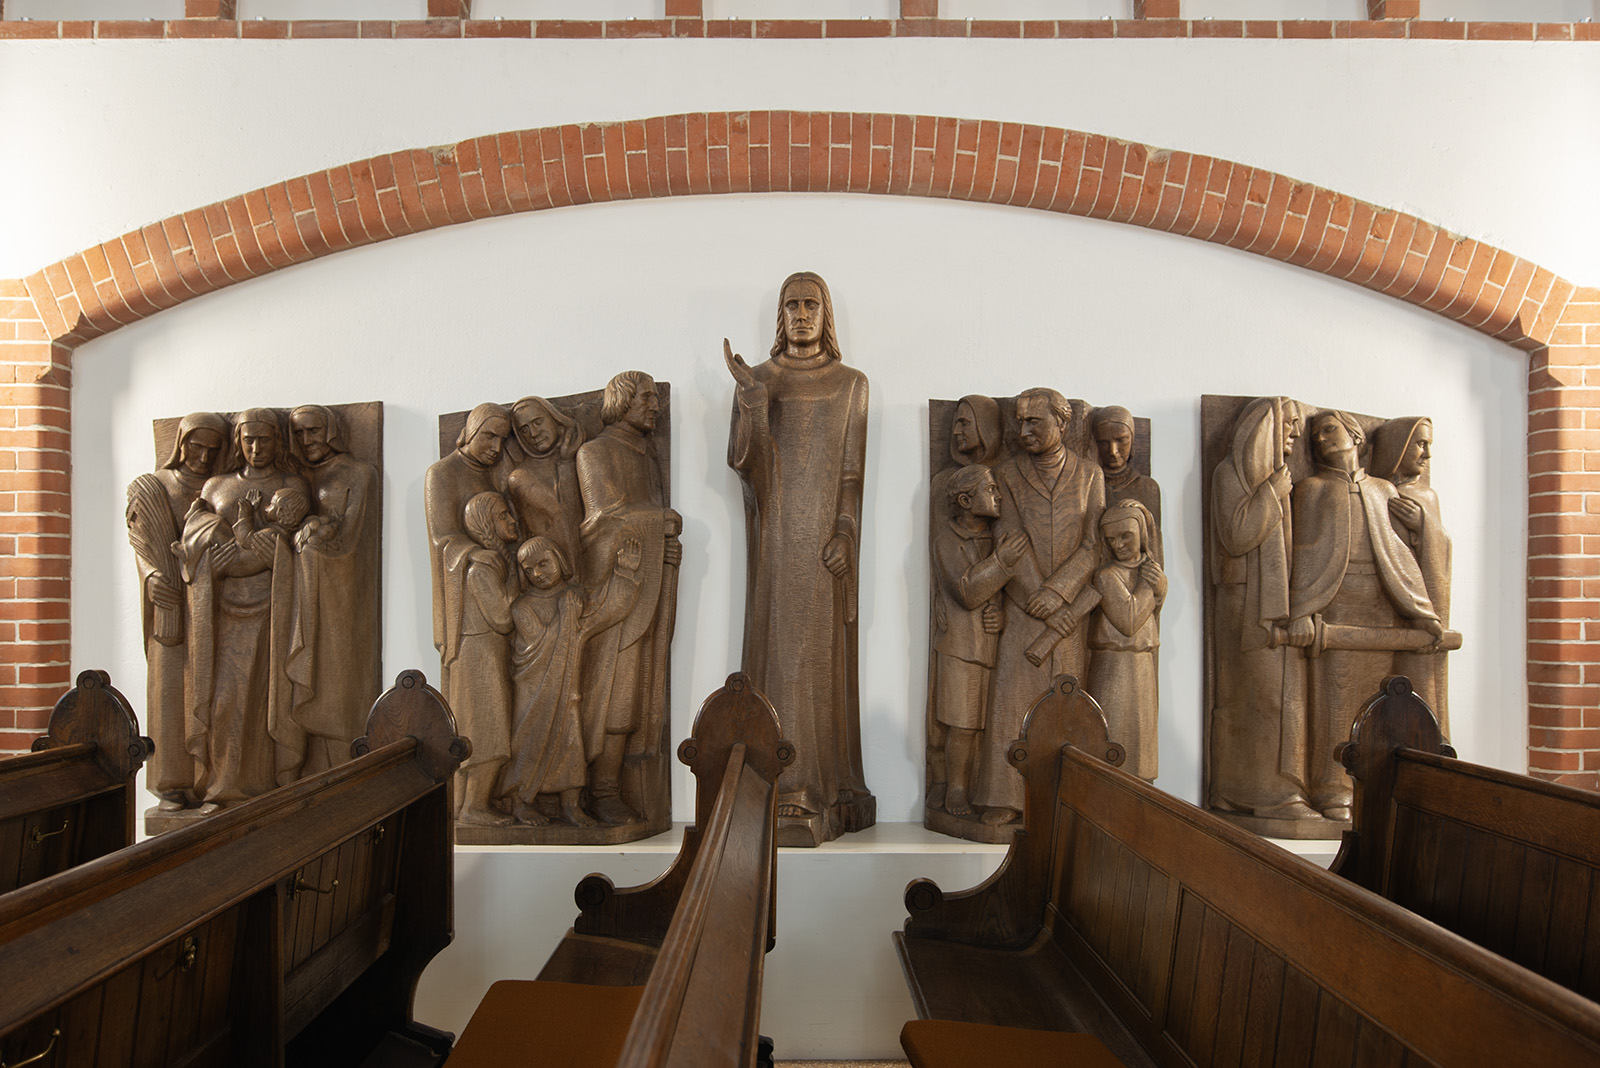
[456,402,511,452]
[511,396,583,458]
[1100,498,1155,558]
[463,491,511,551]
[770,271,843,363]
[1371,416,1431,485]
[950,394,1004,468]
[229,408,297,475]
[1228,396,1292,496]
[162,411,230,475]
[517,535,572,580]
[288,404,348,460]
[1092,405,1135,436]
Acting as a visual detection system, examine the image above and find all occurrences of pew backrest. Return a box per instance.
[0,669,466,1068]
[0,670,151,893]
[1335,674,1600,1002]
[901,675,1600,1066]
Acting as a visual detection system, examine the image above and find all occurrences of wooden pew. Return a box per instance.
[0,669,466,1068]
[446,672,791,1068]
[0,669,152,893]
[1334,674,1600,1003]
[894,674,1600,1068]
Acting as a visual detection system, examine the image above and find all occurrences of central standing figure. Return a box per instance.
[725,271,875,845]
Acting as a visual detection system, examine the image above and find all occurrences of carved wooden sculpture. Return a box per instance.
[1202,396,1460,839]
[135,403,383,834]
[431,382,677,845]
[725,272,874,846]
[926,394,1161,841]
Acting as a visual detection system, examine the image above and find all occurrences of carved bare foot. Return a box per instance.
[512,801,549,826]
[980,806,1018,826]
[944,791,974,818]
[592,796,638,826]
[459,805,514,828]
[562,800,600,828]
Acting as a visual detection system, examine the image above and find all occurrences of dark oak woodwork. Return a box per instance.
[896,674,1600,1066]
[0,669,465,1068]
[0,669,151,893]
[1335,674,1600,1002]
[452,673,789,1068]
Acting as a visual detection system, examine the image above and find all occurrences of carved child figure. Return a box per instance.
[1086,500,1167,781]
[502,536,596,829]
[232,486,313,548]
[450,491,520,827]
[931,465,1028,818]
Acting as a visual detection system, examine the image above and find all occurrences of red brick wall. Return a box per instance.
[1,111,1591,787]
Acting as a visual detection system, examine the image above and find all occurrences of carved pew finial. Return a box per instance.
[33,669,153,780]
[353,669,470,783]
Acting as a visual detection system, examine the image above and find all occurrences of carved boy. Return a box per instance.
[447,491,520,827]
[931,465,1027,817]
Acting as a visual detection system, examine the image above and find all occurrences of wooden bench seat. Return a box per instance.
[895,674,1600,1067]
[0,669,466,1068]
[447,673,791,1068]
[1334,674,1600,1003]
[0,670,151,893]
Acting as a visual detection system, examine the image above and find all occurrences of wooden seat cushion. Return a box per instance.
[446,979,645,1068]
[900,1020,1128,1068]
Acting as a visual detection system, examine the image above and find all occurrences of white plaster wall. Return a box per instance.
[1,38,1588,1058]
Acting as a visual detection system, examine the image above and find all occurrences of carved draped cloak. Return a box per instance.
[285,451,380,771]
[424,448,502,695]
[730,354,870,817]
[502,583,587,801]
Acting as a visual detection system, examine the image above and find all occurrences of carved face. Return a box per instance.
[238,422,279,470]
[961,471,1002,520]
[951,401,978,457]
[781,280,825,347]
[523,548,563,590]
[464,416,510,466]
[180,428,224,477]
[1312,414,1356,464]
[624,377,659,434]
[493,500,519,545]
[1398,422,1432,479]
[1282,415,1301,462]
[518,409,559,454]
[1094,423,1133,473]
[1103,517,1142,564]
[291,412,333,464]
[1015,395,1064,456]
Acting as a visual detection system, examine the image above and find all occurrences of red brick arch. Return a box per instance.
[2,111,1595,784]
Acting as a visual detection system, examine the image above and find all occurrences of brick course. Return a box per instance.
[0,110,1592,788]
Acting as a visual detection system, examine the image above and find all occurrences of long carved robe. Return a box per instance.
[730,354,870,820]
[976,448,1103,813]
[1208,397,1305,815]
[127,467,207,800]
[424,448,501,695]
[442,543,514,774]
[286,450,379,776]
[502,583,587,802]
[1289,466,1437,805]
[1088,558,1161,780]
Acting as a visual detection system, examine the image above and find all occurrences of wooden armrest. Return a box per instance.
[447,980,645,1068]
[900,1020,1127,1068]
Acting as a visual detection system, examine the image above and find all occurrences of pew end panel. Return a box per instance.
[539,672,792,987]
[901,675,1123,951]
[1335,674,1600,1003]
[0,669,467,1068]
[0,669,152,893]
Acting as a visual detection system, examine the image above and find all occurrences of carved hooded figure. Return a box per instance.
[1207,396,1315,820]
[127,411,229,808]
[1088,499,1165,781]
[1371,416,1452,732]
[1091,404,1163,566]
[507,396,587,571]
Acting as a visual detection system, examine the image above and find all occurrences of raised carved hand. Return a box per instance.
[723,339,767,405]
[996,530,1028,570]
